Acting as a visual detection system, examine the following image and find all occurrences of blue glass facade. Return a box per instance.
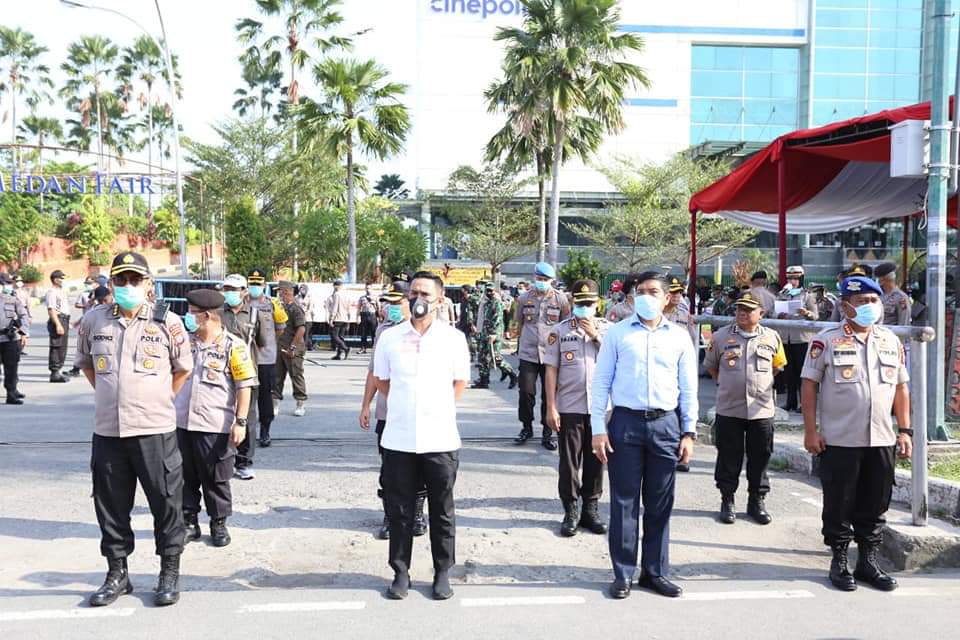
[690,46,800,145]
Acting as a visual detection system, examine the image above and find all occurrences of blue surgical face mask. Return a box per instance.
[1,285,12,295]
[248,285,264,299]
[223,291,243,307]
[634,294,662,321]
[113,285,145,311]
[534,280,550,293]
[386,304,404,323]
[573,305,594,319]
[851,301,883,326]
[183,312,198,333]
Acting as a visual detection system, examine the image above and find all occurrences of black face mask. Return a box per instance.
[410,297,430,319]
[485,291,494,298]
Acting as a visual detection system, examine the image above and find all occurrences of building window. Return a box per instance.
[690,45,800,145]
[812,0,923,126]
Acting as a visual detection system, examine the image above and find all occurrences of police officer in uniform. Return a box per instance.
[473,283,517,389]
[222,274,270,480]
[544,279,609,537]
[176,289,257,548]
[811,284,834,321]
[874,262,912,327]
[828,266,867,322]
[327,279,351,359]
[274,281,308,417]
[75,251,192,607]
[1,273,29,404]
[605,274,636,323]
[777,266,818,412]
[358,285,379,353]
[704,293,786,525]
[359,282,428,540]
[748,271,777,319]
[513,262,571,449]
[801,275,911,592]
[456,284,476,361]
[664,278,698,346]
[247,268,287,447]
[45,269,71,383]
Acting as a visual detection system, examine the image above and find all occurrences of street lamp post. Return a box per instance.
[61,0,188,276]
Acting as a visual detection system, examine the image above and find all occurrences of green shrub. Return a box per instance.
[17,264,42,283]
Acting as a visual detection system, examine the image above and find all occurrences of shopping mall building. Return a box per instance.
[341,0,954,280]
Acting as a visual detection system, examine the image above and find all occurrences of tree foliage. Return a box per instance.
[224,196,271,276]
[570,154,756,275]
[0,192,49,264]
[443,163,538,281]
[66,195,116,264]
[558,249,605,289]
[373,173,409,200]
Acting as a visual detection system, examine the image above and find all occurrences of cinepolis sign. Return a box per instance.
[0,173,156,195]
[429,0,526,19]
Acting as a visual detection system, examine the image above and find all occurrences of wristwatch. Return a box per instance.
[897,428,913,437]
[682,432,698,441]
[236,418,248,428]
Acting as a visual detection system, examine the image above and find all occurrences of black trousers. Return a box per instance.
[518,359,547,428]
[47,313,70,372]
[713,414,774,497]
[360,313,377,349]
[331,322,349,354]
[820,445,895,547]
[783,342,808,410]
[235,386,258,469]
[558,413,604,504]
[375,420,426,500]
[381,448,458,575]
[257,364,276,428]
[177,429,235,519]
[304,322,314,350]
[0,340,21,396]
[91,431,185,559]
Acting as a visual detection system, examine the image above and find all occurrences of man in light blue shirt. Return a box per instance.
[590,271,698,600]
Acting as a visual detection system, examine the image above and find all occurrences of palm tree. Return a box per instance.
[297,58,410,282]
[18,114,62,172]
[234,47,283,120]
[61,35,120,172]
[117,36,164,208]
[495,0,650,266]
[0,26,53,172]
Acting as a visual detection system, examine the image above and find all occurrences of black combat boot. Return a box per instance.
[6,395,23,405]
[560,500,580,537]
[13,389,25,399]
[184,512,201,543]
[470,375,490,389]
[89,557,132,607]
[258,423,272,448]
[49,370,69,383]
[432,570,453,600]
[579,499,607,534]
[210,517,231,547]
[514,424,533,445]
[829,543,857,591]
[500,368,509,382]
[747,494,772,525]
[853,543,898,591]
[719,494,736,524]
[154,554,181,606]
[507,372,518,389]
[413,494,428,537]
[541,426,557,451]
[377,514,390,540]
[387,572,410,600]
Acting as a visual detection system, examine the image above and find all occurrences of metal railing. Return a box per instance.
[695,315,935,527]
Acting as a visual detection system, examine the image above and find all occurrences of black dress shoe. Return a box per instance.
[210,517,231,547]
[608,578,631,599]
[541,428,557,451]
[13,390,25,399]
[719,495,736,524]
[432,571,454,600]
[184,513,202,543]
[89,558,132,607]
[387,572,410,600]
[637,574,683,598]
[6,396,23,405]
[343,348,350,360]
[676,462,690,472]
[514,426,533,445]
[500,369,509,382]
[508,372,518,389]
[49,372,69,383]
[331,354,342,360]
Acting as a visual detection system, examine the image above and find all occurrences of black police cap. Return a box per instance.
[186,288,225,310]
[0,272,13,285]
[247,268,268,285]
[110,252,150,277]
[874,262,897,279]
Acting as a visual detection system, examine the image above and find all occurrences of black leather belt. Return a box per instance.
[616,407,672,420]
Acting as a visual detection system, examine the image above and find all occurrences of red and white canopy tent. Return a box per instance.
[687,100,959,302]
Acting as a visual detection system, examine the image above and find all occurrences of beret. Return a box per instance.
[840,276,883,297]
[186,288,225,310]
[534,261,556,279]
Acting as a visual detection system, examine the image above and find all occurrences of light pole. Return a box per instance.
[61,0,188,276]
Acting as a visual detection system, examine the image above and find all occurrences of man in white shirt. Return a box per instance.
[373,271,471,602]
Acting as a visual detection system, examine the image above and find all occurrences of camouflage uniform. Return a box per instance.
[478,294,515,381]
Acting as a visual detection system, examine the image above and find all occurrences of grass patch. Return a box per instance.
[768,457,790,472]
[930,457,960,483]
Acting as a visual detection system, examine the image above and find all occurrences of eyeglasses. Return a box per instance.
[112,273,144,287]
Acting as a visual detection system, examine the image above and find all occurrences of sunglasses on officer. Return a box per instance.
[112,273,146,287]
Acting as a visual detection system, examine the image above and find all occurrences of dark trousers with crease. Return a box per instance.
[606,407,680,581]
[91,431,185,559]
[518,359,547,428]
[784,342,808,409]
[381,448,458,575]
[819,445,895,547]
[331,322,349,354]
[375,420,426,500]
[714,414,773,497]
[177,429,235,519]
[0,340,21,396]
[558,413,603,504]
[235,387,258,469]
[360,313,377,349]
[47,314,70,372]
[257,364,276,428]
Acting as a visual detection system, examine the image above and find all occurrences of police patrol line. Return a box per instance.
[0,252,913,606]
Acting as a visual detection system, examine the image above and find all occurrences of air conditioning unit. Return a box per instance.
[889,119,930,178]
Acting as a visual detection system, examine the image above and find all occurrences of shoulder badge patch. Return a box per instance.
[547,333,557,346]
[809,339,824,359]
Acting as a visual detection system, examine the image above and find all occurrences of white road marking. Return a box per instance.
[461,596,586,608]
[236,601,366,613]
[790,491,823,508]
[0,608,137,622]
[891,587,941,597]
[680,590,816,602]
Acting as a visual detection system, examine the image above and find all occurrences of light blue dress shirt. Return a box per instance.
[589,314,699,436]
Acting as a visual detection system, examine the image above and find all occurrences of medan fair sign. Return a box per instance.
[0,172,157,195]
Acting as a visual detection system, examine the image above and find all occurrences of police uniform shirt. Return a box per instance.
[800,322,908,447]
[14,287,31,321]
[542,317,609,414]
[0,293,30,342]
[776,289,819,343]
[882,287,912,326]
[222,302,269,367]
[749,286,777,318]
[605,300,634,323]
[515,288,571,363]
[45,286,69,315]
[249,297,287,365]
[279,301,306,350]
[175,331,258,433]
[665,305,698,346]
[369,320,401,421]
[326,290,351,323]
[75,303,193,437]
[704,324,786,420]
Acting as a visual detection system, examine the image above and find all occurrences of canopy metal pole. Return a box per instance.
[689,210,698,311]
[902,215,910,289]
[777,156,787,285]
